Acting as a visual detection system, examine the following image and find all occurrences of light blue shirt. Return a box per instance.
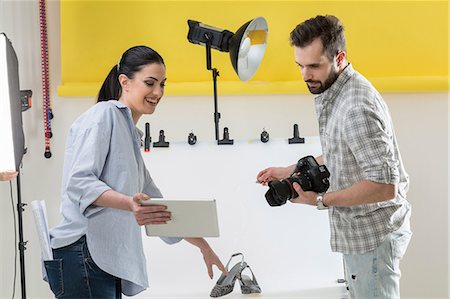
[50,100,180,296]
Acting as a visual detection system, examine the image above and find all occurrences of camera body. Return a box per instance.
[265,155,330,207]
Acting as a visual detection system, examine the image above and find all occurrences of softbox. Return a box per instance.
[0,32,24,171]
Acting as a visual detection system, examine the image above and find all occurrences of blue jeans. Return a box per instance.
[343,218,412,299]
[44,235,121,298]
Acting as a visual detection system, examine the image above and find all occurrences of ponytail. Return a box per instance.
[97,65,121,102]
[97,46,165,103]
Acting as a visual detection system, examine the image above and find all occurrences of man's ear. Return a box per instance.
[336,51,346,67]
[118,74,129,92]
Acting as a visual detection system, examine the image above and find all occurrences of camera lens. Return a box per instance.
[265,179,297,206]
[265,189,284,206]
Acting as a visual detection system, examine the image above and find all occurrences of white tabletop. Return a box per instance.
[129,137,346,298]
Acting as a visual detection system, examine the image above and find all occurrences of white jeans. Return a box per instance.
[343,214,412,299]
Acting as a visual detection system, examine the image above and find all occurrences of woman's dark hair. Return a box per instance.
[97,46,165,102]
[290,15,346,61]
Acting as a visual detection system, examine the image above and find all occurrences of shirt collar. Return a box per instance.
[108,100,145,142]
[136,127,144,139]
[109,99,128,109]
[315,63,354,103]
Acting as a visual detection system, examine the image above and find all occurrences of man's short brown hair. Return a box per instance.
[290,15,346,61]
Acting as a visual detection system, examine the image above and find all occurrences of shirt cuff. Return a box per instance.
[160,236,183,245]
[80,185,112,216]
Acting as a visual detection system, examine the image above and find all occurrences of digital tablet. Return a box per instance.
[141,199,220,238]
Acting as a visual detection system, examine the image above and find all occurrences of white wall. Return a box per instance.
[0,1,449,298]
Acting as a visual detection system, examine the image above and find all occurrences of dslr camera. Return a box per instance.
[265,155,330,207]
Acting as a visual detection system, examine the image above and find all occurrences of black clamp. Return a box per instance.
[188,132,197,145]
[144,122,151,152]
[218,127,233,145]
[260,129,269,143]
[288,124,305,144]
[153,130,170,147]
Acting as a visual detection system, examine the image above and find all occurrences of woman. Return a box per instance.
[46,46,226,298]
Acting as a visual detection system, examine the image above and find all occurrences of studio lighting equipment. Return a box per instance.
[187,17,268,144]
[0,33,24,171]
[0,32,29,298]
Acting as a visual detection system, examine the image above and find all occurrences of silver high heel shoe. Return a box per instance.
[210,253,247,297]
[238,265,261,294]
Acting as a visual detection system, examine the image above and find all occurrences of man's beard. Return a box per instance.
[305,68,339,94]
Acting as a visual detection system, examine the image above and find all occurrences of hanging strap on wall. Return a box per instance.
[39,0,53,158]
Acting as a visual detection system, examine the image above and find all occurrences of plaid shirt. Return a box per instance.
[315,64,411,254]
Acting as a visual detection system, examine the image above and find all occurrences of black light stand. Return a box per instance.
[16,92,31,299]
[205,35,220,142]
[204,34,233,145]
[16,172,27,298]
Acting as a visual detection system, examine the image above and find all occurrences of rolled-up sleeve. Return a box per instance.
[65,125,112,215]
[343,103,400,185]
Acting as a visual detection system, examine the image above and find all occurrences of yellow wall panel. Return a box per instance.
[59,1,448,96]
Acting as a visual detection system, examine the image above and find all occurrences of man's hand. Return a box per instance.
[290,182,318,206]
[256,166,294,185]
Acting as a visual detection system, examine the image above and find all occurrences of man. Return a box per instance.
[257,15,411,299]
